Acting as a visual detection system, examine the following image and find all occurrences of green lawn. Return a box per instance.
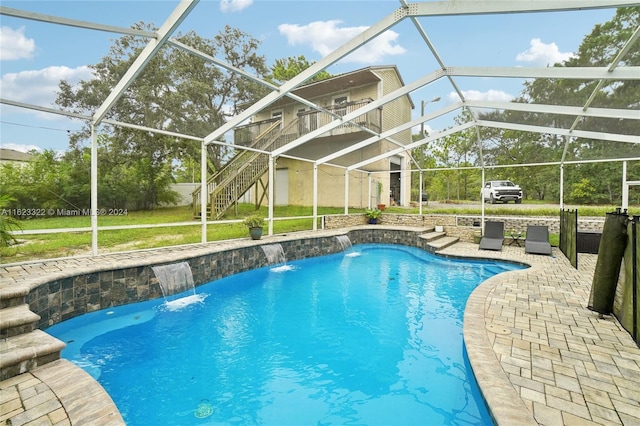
[2,205,346,263]
[1,202,626,263]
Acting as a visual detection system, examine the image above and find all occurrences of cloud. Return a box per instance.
[0,26,36,61]
[0,142,42,153]
[278,20,406,63]
[0,65,93,108]
[220,0,253,13]
[516,38,575,67]
[412,123,435,138]
[452,90,514,102]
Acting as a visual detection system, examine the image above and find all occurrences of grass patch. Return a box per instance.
[391,202,621,217]
[17,206,194,230]
[2,206,325,263]
[2,202,633,263]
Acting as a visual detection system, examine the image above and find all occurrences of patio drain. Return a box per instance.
[486,324,511,335]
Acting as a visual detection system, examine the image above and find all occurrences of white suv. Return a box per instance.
[483,180,522,204]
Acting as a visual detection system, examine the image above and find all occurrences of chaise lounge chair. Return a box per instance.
[479,221,504,251]
[525,225,552,255]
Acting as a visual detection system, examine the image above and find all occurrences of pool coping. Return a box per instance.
[0,358,124,425]
[464,272,539,426]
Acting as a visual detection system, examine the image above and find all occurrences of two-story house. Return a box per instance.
[194,65,414,219]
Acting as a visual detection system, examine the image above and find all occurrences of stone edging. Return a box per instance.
[464,271,538,426]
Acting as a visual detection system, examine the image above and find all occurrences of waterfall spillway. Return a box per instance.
[261,244,286,265]
[336,235,353,252]
[336,235,360,257]
[151,261,196,299]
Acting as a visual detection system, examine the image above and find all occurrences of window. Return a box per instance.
[271,110,283,128]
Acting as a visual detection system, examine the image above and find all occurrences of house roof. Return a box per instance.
[0,148,34,162]
[270,65,415,109]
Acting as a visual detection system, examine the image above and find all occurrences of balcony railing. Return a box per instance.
[233,98,381,146]
[234,117,282,147]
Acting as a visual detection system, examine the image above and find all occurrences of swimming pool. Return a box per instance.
[48,243,525,425]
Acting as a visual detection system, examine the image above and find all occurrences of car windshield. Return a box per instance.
[498,181,514,186]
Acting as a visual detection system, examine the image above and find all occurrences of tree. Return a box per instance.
[479,116,563,201]
[477,7,639,204]
[0,150,73,211]
[55,24,269,209]
[426,110,481,201]
[267,55,332,85]
[410,133,437,201]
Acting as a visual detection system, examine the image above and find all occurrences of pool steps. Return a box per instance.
[0,292,66,381]
[420,230,460,251]
[1,304,40,338]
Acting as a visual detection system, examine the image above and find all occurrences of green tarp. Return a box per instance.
[588,212,628,315]
[560,209,578,269]
[617,218,639,345]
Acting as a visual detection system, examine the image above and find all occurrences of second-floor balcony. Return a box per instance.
[234,98,382,148]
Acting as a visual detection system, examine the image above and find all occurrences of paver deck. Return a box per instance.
[443,243,640,426]
[1,234,639,425]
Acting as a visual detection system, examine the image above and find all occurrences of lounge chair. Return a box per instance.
[479,221,504,251]
[525,225,552,255]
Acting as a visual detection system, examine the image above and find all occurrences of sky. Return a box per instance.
[0,0,618,154]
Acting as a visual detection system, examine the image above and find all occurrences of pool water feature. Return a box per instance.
[151,261,196,299]
[260,243,286,265]
[48,244,525,425]
[151,261,206,310]
[336,235,360,258]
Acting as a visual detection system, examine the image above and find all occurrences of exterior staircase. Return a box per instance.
[0,292,65,381]
[193,118,299,220]
[193,98,380,220]
[420,228,460,251]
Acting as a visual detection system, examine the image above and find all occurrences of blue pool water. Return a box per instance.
[48,244,525,425]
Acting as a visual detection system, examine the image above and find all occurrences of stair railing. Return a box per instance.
[192,119,282,218]
[194,97,379,218]
[207,119,300,219]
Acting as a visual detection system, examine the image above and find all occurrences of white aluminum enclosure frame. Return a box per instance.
[1,0,639,254]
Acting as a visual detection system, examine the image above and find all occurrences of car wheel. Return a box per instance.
[515,199,522,204]
[490,194,496,204]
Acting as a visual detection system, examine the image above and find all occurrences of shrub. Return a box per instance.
[243,214,265,228]
[0,195,22,247]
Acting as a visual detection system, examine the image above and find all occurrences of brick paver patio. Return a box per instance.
[445,243,640,426]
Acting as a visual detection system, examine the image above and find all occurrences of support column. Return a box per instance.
[313,165,318,231]
[622,161,629,211]
[560,164,565,210]
[367,174,372,209]
[90,125,98,256]
[344,170,349,215]
[268,156,274,236]
[419,171,423,215]
[481,168,485,234]
[201,140,207,243]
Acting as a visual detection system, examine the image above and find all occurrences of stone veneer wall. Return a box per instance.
[28,214,603,331]
[325,213,604,241]
[455,215,605,234]
[31,229,429,331]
